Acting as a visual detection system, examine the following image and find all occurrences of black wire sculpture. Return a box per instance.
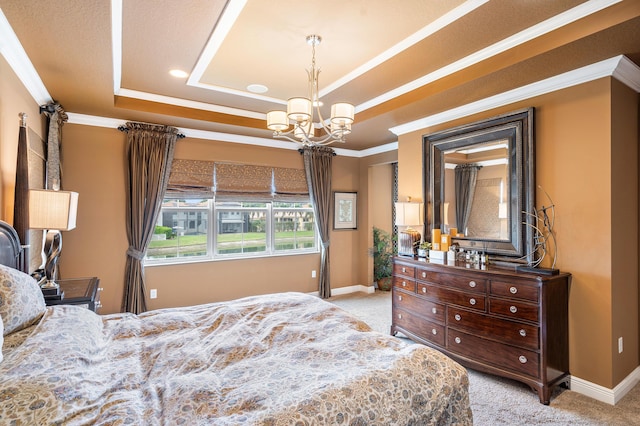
[517,186,559,275]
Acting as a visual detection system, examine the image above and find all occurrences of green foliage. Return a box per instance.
[154,225,174,239]
[371,227,394,281]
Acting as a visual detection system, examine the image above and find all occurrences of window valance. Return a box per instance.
[167,159,308,201]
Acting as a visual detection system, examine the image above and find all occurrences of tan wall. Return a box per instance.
[370,164,393,233]
[0,55,46,221]
[397,77,639,389]
[610,78,639,385]
[58,126,373,312]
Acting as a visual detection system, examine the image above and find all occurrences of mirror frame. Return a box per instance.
[423,108,535,262]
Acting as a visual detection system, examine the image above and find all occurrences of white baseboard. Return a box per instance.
[309,285,375,297]
[330,284,376,296]
[571,366,640,405]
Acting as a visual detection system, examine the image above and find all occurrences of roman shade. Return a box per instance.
[167,160,308,201]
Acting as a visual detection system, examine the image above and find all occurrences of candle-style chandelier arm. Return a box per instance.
[265,34,354,147]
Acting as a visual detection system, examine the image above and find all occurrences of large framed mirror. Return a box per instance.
[423,108,535,262]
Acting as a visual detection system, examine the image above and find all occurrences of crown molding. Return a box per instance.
[0,7,51,105]
[66,112,379,158]
[116,88,265,120]
[389,55,638,136]
[358,0,622,113]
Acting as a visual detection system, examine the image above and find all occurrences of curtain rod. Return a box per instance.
[297,148,337,156]
[117,125,185,139]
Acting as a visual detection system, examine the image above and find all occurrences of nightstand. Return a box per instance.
[44,277,102,312]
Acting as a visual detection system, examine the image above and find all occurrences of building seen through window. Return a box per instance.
[147,199,317,262]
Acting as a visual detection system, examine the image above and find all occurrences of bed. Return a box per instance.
[0,221,472,425]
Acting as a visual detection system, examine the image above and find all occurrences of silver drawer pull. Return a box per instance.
[422,287,427,293]
[421,272,426,278]
[455,314,461,321]
[510,286,518,294]
[519,329,527,337]
[510,305,518,313]
[519,355,528,364]
[402,267,407,273]
[469,280,476,288]
[98,287,104,292]
[402,281,407,287]
[469,298,476,305]
[432,329,437,335]
[454,337,461,344]
[432,307,437,314]
[398,314,403,319]
[398,295,402,301]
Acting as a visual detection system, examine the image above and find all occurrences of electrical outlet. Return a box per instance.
[618,337,623,353]
[311,270,317,278]
[150,289,158,299]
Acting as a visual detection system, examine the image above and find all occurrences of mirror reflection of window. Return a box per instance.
[443,140,509,241]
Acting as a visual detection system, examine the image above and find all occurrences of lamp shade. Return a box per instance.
[29,189,78,231]
[266,110,289,131]
[287,97,312,122]
[330,103,355,125]
[395,202,424,227]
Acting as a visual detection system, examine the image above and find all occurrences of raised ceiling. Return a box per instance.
[1,0,639,153]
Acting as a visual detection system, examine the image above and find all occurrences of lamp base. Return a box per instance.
[40,281,62,298]
[398,228,421,256]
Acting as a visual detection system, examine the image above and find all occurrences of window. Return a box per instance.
[147,199,317,263]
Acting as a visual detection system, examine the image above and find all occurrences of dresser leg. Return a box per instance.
[538,386,551,405]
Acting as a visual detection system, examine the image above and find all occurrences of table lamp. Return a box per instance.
[29,189,78,294]
[395,200,423,256]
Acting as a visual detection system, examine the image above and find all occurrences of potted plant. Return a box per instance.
[417,241,431,258]
[371,227,394,291]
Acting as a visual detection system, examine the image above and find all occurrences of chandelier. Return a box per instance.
[266,35,355,146]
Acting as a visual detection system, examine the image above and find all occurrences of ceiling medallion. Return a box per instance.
[266,35,355,146]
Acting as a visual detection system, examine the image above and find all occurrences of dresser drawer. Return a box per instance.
[393,289,445,323]
[417,269,487,293]
[393,276,416,292]
[447,307,539,350]
[490,298,539,323]
[394,263,415,279]
[418,283,486,311]
[394,308,445,347]
[491,280,539,302]
[447,329,540,378]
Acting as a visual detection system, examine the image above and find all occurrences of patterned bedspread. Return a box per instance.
[0,292,472,425]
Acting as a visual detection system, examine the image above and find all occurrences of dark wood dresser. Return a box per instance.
[391,256,570,404]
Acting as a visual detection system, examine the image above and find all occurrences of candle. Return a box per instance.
[441,234,451,252]
[431,229,441,251]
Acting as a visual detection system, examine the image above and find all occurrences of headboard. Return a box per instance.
[0,220,23,270]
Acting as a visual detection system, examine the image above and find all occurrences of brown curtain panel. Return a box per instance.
[41,102,68,191]
[13,113,29,272]
[122,122,178,313]
[454,164,482,236]
[302,146,334,299]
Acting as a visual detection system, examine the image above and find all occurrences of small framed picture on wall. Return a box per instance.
[333,191,357,230]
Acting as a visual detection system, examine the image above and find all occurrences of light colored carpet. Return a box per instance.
[329,290,640,426]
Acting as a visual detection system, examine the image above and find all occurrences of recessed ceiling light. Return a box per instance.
[247,84,268,94]
[169,69,189,78]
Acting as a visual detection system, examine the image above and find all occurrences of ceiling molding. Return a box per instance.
[358,0,622,114]
[65,112,371,158]
[612,55,640,92]
[111,0,123,94]
[389,55,637,137]
[106,0,624,124]
[0,7,51,105]
[320,0,489,99]
[117,88,265,120]
[187,0,248,90]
